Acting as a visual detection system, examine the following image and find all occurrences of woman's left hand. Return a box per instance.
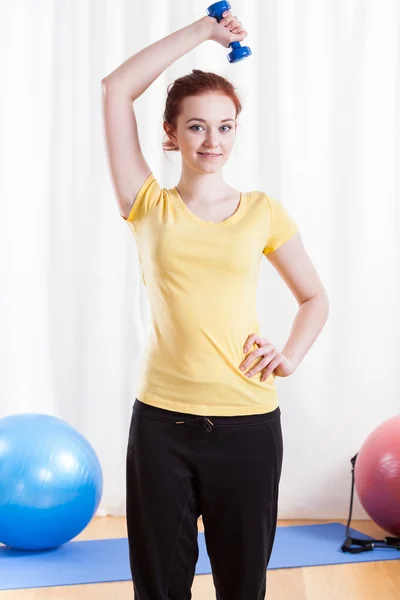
[239,333,296,380]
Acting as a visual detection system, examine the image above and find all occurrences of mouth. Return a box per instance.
[197,152,222,158]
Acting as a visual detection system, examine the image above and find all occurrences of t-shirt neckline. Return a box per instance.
[171,186,247,227]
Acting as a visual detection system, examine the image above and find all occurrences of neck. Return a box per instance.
[176,163,231,203]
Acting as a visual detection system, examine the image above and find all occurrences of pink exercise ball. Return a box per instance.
[354,414,400,536]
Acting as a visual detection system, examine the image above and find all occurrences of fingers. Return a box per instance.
[232,26,246,35]
[245,352,281,379]
[220,11,246,34]
[221,18,241,31]
[243,333,263,352]
[240,333,282,380]
[239,343,276,373]
[261,356,282,381]
[221,18,240,29]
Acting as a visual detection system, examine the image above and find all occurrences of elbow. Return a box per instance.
[315,290,329,308]
[316,289,329,304]
[316,291,330,321]
[101,76,115,89]
[304,291,330,318]
[301,289,329,307]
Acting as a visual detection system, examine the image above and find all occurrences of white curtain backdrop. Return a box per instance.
[1,0,399,518]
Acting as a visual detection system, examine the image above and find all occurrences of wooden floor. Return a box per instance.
[1,518,399,599]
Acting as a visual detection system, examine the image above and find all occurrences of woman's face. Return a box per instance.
[165,92,237,172]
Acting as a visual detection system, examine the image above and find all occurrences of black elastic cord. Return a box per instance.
[341,453,400,553]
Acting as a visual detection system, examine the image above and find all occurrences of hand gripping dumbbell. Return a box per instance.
[206,0,252,63]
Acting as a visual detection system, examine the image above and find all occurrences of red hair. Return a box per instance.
[162,69,243,154]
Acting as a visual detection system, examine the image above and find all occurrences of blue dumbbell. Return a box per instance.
[206,0,252,63]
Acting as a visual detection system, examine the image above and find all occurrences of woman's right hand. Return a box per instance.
[201,10,248,48]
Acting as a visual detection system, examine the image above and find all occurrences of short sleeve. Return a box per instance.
[120,172,163,226]
[263,194,299,255]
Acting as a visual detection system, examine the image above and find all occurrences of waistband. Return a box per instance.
[133,398,281,433]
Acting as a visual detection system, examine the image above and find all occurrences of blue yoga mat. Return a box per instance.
[0,522,398,590]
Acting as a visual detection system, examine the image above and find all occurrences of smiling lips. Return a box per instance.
[198,152,222,158]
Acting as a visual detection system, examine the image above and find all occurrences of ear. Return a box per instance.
[163,121,177,145]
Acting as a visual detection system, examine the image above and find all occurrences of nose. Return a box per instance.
[204,130,220,148]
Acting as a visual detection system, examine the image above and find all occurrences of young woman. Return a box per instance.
[102,9,329,600]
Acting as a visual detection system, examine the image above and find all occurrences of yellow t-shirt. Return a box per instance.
[122,172,299,416]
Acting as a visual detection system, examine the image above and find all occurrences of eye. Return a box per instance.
[189,125,232,132]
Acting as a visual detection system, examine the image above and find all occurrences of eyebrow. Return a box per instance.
[185,118,235,123]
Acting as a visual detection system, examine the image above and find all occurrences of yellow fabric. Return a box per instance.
[122,172,299,416]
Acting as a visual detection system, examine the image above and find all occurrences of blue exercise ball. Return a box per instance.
[0,413,103,550]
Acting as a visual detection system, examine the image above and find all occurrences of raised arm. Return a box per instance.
[101,17,213,219]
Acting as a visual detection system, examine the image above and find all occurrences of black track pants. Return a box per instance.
[126,398,283,600]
